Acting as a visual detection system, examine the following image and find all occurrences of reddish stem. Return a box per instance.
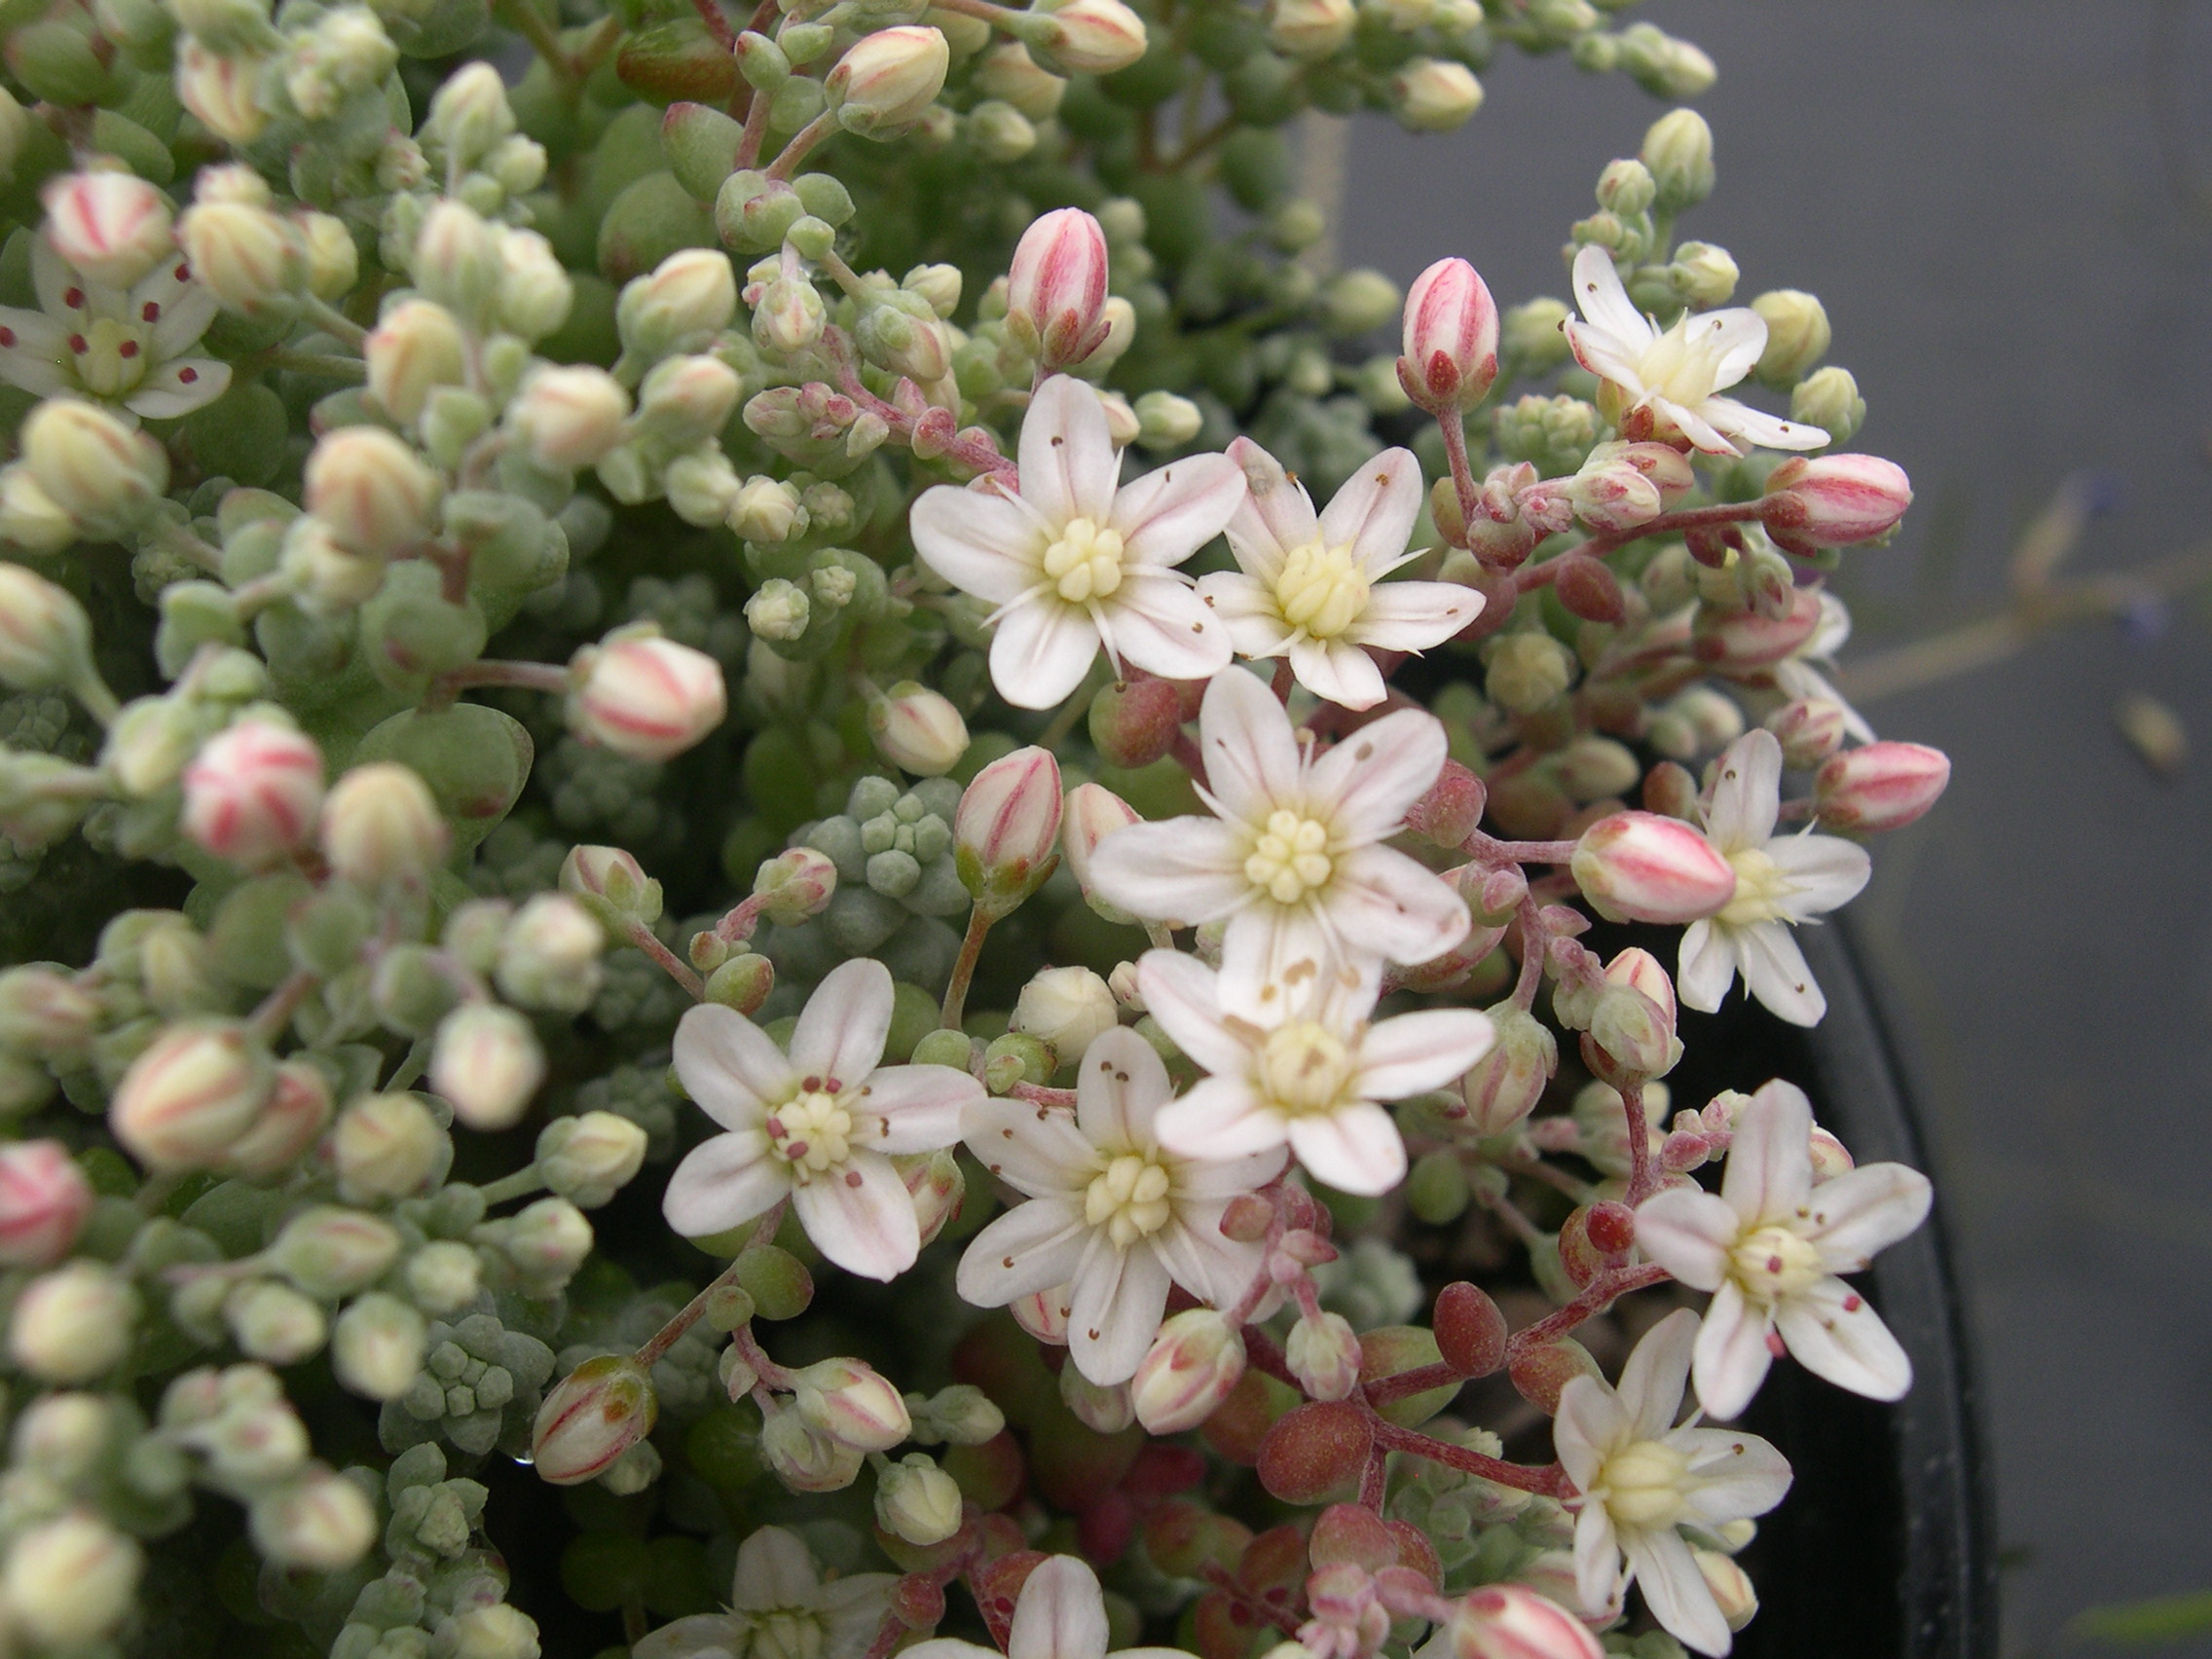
[689,0,737,49]
[1435,411,1485,540]
[1362,1359,1464,1407]
[1505,1262,1672,1359]
[1366,1418,1568,1495]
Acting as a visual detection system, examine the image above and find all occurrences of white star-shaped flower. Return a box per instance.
[1088,666,1470,1020]
[1555,1309,1793,1658]
[662,958,982,1281]
[1135,948,1493,1196]
[0,239,229,424]
[1678,728,1869,1026]
[909,374,1243,710]
[1564,244,1824,459]
[956,1025,1284,1384]
[1195,438,1482,711]
[907,1556,1186,1659]
[634,1525,897,1659]
[1634,1079,1932,1419]
[1770,590,1874,743]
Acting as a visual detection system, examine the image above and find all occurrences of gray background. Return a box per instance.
[1333,4,2212,1653]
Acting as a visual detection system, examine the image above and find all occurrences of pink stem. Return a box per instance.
[1367,1418,1569,1495]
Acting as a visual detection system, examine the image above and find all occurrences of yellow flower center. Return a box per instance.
[1084,1152,1173,1247]
[1716,847,1788,927]
[1729,1224,1824,1304]
[1597,1438,1692,1530]
[1256,1019,1357,1117]
[1274,539,1371,640]
[1243,809,1334,905]
[765,1087,855,1183]
[1635,313,1734,408]
[73,317,152,399]
[754,1609,827,1659]
[1042,516,1125,605]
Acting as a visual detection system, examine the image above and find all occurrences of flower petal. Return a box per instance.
[1112,451,1245,568]
[1076,1024,1174,1148]
[911,483,1046,605]
[1801,1162,1933,1271]
[633,1613,742,1659]
[1196,571,1297,658]
[1689,1278,1775,1421]
[789,957,894,1089]
[1622,1526,1732,1657]
[1198,664,1303,826]
[1673,1424,1792,1523]
[965,1096,1096,1197]
[1688,307,1767,392]
[1352,1007,1495,1099]
[1151,1201,1267,1306]
[855,1062,982,1154]
[1660,395,1743,458]
[1021,375,1120,526]
[1571,244,1656,348]
[1009,1557,1110,1659]
[672,1004,792,1131]
[148,281,218,357]
[1088,818,1251,927]
[1224,435,1316,579]
[790,1149,921,1280]
[1347,580,1485,652]
[1171,1144,1290,1201]
[990,595,1101,710]
[1633,1189,1736,1290]
[1067,1232,1170,1384]
[731,1526,821,1608]
[1321,843,1471,969]
[1736,921,1825,1027]
[1215,900,1346,1023]
[1564,319,1649,396]
[1720,1081,1815,1225]
[1286,636,1385,712]
[1616,1308,1698,1440]
[1701,393,1826,452]
[1306,708,1450,844]
[1553,1373,1627,1492]
[661,1129,786,1236]
[1766,831,1871,919]
[1571,1500,1622,1620]
[126,357,230,420]
[1104,572,1234,683]
[1153,1079,1287,1162]
[1285,1102,1406,1196]
[1317,447,1423,573]
[1132,950,1250,1075]
[1773,1275,1913,1400]
[956,1198,1091,1305]
[1676,919,1737,1014]
[1705,731,1782,851]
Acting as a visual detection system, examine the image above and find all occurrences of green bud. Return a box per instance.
[1641,106,1715,209]
[1405,1150,1469,1225]
[1485,631,1576,714]
[1790,365,1862,444]
[332,1291,427,1399]
[332,1092,446,1203]
[536,1111,648,1207]
[981,1031,1051,1094]
[1666,240,1738,308]
[732,1242,813,1319]
[1321,267,1399,336]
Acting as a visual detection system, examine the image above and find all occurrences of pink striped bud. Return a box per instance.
[1060,1364,1135,1433]
[900,1149,965,1245]
[1007,207,1112,371]
[1405,759,1485,849]
[509,366,632,470]
[1813,741,1950,833]
[1761,453,1913,557]
[181,718,324,868]
[1131,1309,1246,1433]
[1460,1003,1554,1136]
[222,1059,334,1177]
[1691,584,1824,670]
[1012,1285,1071,1344]
[1397,258,1499,416]
[44,170,174,291]
[567,628,727,762]
[532,1354,658,1486]
[955,746,1062,920]
[110,1020,273,1171]
[0,1142,92,1267]
[1582,949,1680,1085]
[1061,782,1141,924]
[793,1357,911,1452]
[1571,811,1736,924]
[1284,1310,1361,1402]
[303,426,439,558]
[1022,0,1148,74]
[1763,696,1848,767]
[1445,1583,1604,1659]
[868,681,969,776]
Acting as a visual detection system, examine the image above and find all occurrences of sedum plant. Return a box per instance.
[0,0,1954,1651]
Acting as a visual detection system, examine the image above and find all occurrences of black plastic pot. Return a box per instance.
[1721,922,1998,1659]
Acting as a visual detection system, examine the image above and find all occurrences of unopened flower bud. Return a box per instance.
[365,299,466,425]
[917,1383,1005,1445]
[1398,257,1500,416]
[638,353,742,446]
[1763,697,1848,767]
[1572,811,1736,924]
[251,1467,377,1569]
[497,228,572,341]
[868,682,968,776]
[1023,0,1148,72]
[20,397,167,535]
[304,425,438,557]
[753,846,838,925]
[331,1291,426,1400]
[3,1513,142,1646]
[0,463,76,553]
[568,629,727,762]
[0,562,96,699]
[1445,1583,1603,1659]
[112,1019,272,1170]
[412,198,503,320]
[405,1239,481,1313]
[1748,289,1830,387]
[828,26,949,135]
[618,247,739,356]
[291,210,356,300]
[536,1111,647,1208]
[1641,107,1714,209]
[1284,1311,1361,1402]
[271,1205,402,1297]
[496,893,605,1013]
[44,169,172,290]
[333,1092,445,1201]
[533,1353,657,1486]
[321,761,449,886]
[181,716,323,868]
[226,1279,327,1363]
[224,1061,335,1177]
[177,187,302,313]
[760,1399,866,1491]
[1391,57,1483,130]
[424,60,514,167]
[1132,1309,1246,1433]
[10,1261,138,1382]
[1791,366,1864,445]
[900,1148,965,1245]
[1268,0,1355,57]
[1058,1362,1133,1432]
[794,1357,911,1452]
[727,475,806,542]
[1760,454,1912,556]
[1486,631,1574,714]
[1133,389,1203,451]
[429,1003,545,1131]
[511,367,632,470]
[177,40,269,142]
[0,1141,91,1268]
[1695,1548,1758,1632]
[956,746,1062,919]
[874,1452,965,1545]
[1012,966,1117,1062]
[1812,741,1950,833]
[1460,1003,1556,1136]
[1007,207,1111,371]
